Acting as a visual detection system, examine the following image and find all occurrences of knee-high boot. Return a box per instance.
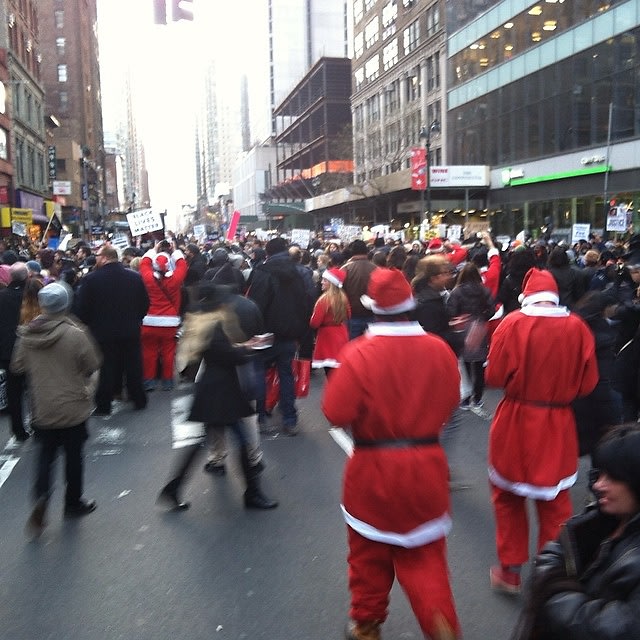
[157,443,201,510]
[239,445,278,509]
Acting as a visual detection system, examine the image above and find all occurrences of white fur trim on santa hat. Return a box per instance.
[323,270,343,288]
[360,294,416,315]
[519,290,560,307]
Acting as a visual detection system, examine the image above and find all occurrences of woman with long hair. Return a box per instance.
[310,268,350,377]
[447,262,495,417]
[19,277,44,325]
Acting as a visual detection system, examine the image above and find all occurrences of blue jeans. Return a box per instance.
[348,316,372,341]
[254,339,297,427]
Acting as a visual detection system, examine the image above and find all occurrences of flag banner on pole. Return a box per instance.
[410,147,426,191]
[226,210,241,241]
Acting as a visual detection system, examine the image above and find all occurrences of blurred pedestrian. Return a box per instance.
[13,282,102,538]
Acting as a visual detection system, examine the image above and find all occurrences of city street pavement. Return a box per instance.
[0,371,592,640]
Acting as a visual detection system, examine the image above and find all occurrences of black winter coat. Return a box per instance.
[188,321,255,426]
[0,281,25,361]
[532,510,640,640]
[411,280,461,355]
[246,252,309,340]
[75,262,149,342]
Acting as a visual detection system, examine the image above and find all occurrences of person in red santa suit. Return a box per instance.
[139,240,188,391]
[322,268,461,640]
[310,268,350,377]
[485,267,599,595]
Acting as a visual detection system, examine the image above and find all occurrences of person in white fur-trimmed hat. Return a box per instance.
[323,267,461,640]
[139,240,188,391]
[485,267,599,595]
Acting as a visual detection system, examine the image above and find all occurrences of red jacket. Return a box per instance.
[140,250,187,327]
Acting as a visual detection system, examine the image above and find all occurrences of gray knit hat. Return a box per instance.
[38,282,73,315]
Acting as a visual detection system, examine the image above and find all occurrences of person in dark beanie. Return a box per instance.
[246,236,309,435]
[0,262,30,441]
[513,424,640,640]
[12,282,102,539]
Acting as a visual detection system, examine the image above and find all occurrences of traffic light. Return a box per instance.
[153,0,167,24]
[171,0,194,21]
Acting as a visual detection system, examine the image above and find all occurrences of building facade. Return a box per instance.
[39,0,105,238]
[448,0,640,239]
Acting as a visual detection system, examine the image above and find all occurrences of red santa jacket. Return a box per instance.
[140,249,187,328]
[322,322,460,547]
[486,305,598,499]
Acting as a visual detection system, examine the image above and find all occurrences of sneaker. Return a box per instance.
[161,379,174,391]
[470,403,491,419]
[143,379,157,392]
[490,565,521,595]
[283,424,299,437]
[64,499,97,518]
[459,398,472,411]
[25,497,48,539]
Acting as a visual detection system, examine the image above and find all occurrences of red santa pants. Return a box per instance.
[491,484,572,566]
[141,325,177,381]
[347,527,460,638]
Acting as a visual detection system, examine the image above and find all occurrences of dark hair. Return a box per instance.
[349,239,368,256]
[593,424,640,503]
[387,245,407,270]
[265,237,288,256]
[548,246,570,268]
[456,262,482,286]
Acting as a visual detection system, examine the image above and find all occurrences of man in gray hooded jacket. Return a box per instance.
[11,282,102,538]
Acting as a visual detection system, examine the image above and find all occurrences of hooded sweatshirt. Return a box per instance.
[11,315,102,427]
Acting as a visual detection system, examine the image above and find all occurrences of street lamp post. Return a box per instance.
[419,119,440,224]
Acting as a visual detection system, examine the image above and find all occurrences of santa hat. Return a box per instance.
[361,268,415,315]
[322,268,346,288]
[153,252,171,274]
[518,268,559,307]
[427,238,444,253]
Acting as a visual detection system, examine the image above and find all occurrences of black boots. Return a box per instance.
[240,447,278,510]
[157,477,190,510]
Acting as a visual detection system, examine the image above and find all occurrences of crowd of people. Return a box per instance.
[1,227,640,639]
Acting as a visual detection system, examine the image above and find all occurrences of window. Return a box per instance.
[56,37,65,55]
[354,0,363,23]
[0,128,7,161]
[365,55,380,82]
[425,4,440,37]
[403,20,419,55]
[383,39,398,70]
[364,0,375,11]
[354,104,364,132]
[57,64,67,82]
[26,93,32,124]
[367,95,380,122]
[364,17,379,48]
[56,158,66,173]
[355,67,365,91]
[382,1,397,39]
[406,68,420,102]
[354,32,364,59]
[54,10,64,28]
[384,80,400,114]
[59,90,68,111]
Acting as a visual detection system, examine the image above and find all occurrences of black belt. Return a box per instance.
[505,395,569,408]
[353,436,440,449]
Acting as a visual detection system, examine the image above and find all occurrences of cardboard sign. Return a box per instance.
[571,223,591,244]
[126,209,163,236]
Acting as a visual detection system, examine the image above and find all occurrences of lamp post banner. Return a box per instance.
[410,147,427,190]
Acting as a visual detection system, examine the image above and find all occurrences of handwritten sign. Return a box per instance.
[126,209,163,236]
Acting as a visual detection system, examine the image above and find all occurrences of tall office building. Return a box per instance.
[447,0,640,237]
[39,0,105,235]
[246,0,349,144]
